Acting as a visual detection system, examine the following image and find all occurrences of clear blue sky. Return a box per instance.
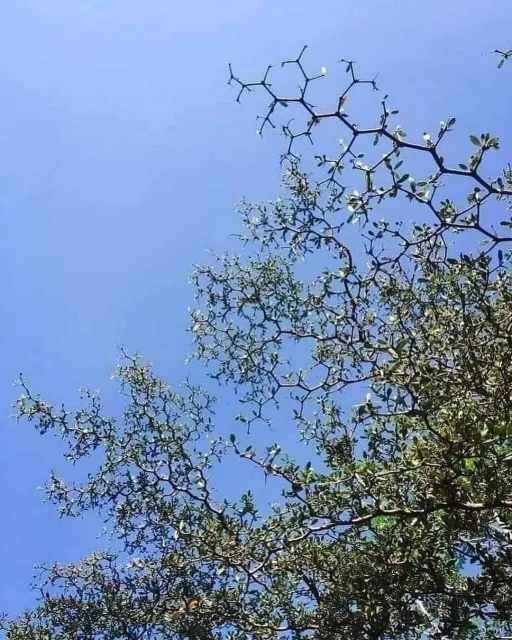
[1,0,511,618]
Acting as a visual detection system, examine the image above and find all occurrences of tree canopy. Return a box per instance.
[3,48,512,639]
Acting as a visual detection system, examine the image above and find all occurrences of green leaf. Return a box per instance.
[463,458,475,471]
[371,516,388,529]
[395,337,409,354]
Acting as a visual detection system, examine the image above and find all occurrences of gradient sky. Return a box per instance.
[1,0,511,618]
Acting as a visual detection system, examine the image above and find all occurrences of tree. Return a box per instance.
[3,47,512,639]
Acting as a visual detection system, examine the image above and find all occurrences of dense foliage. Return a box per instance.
[3,48,512,639]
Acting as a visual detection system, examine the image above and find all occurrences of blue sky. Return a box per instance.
[0,0,511,618]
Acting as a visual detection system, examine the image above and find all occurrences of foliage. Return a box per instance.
[3,48,512,639]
